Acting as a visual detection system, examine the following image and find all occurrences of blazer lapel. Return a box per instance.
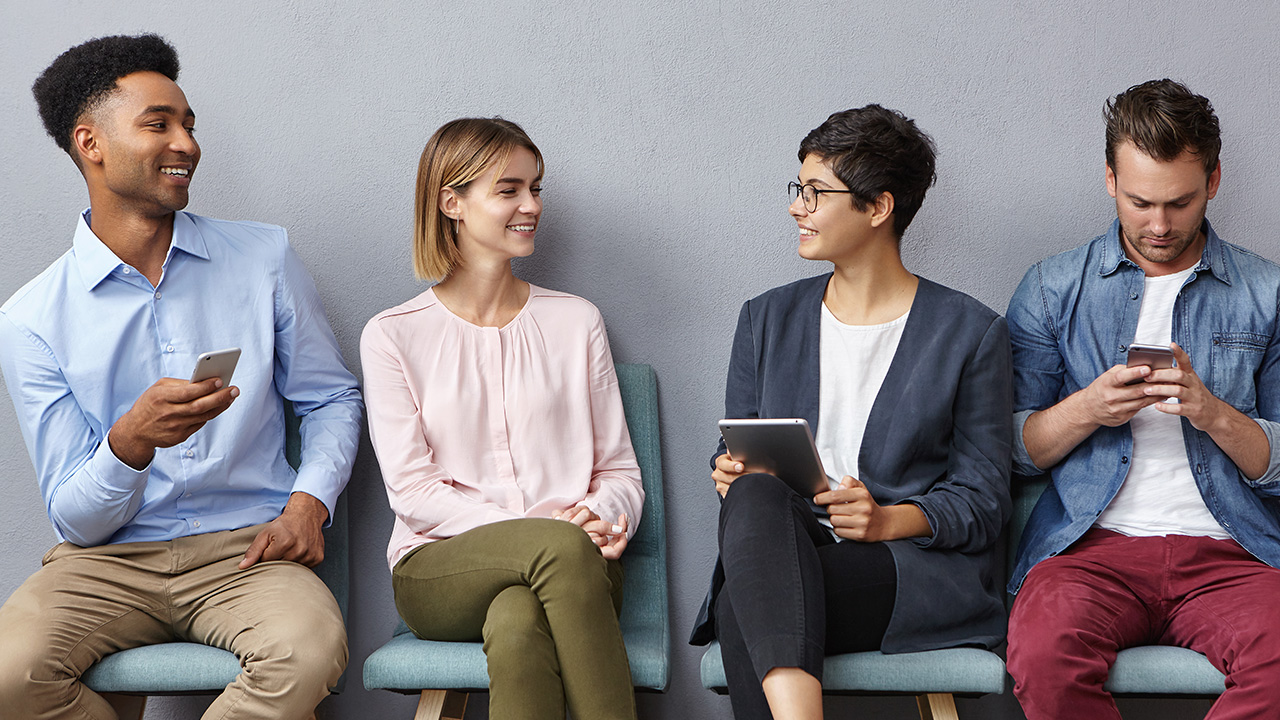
[856,277,938,487]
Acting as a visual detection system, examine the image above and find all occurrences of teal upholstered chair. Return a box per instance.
[699,642,1005,719]
[82,405,350,720]
[700,476,1008,719]
[1009,478,1226,698]
[362,363,670,720]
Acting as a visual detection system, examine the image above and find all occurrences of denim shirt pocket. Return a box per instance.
[1210,331,1267,414]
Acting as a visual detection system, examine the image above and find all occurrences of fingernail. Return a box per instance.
[735,464,743,472]
[230,388,240,398]
[611,525,623,534]
[214,379,223,388]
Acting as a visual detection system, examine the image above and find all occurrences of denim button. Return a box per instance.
[1121,456,1129,464]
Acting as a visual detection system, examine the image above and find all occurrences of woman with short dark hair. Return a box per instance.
[690,105,1013,720]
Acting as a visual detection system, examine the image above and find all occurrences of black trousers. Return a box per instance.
[715,473,897,720]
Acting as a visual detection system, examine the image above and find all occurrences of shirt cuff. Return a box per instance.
[93,429,153,491]
[1249,417,1280,487]
[291,465,341,527]
[1011,409,1046,476]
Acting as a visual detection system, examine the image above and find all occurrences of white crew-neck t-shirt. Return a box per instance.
[815,302,910,493]
[1095,266,1230,539]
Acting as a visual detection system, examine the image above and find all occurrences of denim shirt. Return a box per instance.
[1007,219,1280,594]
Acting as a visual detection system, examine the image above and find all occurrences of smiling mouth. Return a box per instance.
[161,167,190,177]
[507,224,536,232]
[799,227,817,236]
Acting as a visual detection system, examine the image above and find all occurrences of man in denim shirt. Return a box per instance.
[1006,79,1280,720]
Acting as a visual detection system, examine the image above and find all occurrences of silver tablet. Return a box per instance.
[718,418,830,496]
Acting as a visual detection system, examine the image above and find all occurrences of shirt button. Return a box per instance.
[166,345,175,353]
[193,520,201,528]
[1121,456,1129,464]
[1119,344,1126,352]
[154,291,162,299]
[1196,464,1203,473]
[185,449,195,458]
[122,267,131,275]
[1130,292,1139,300]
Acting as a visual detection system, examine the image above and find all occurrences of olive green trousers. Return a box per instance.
[392,518,636,720]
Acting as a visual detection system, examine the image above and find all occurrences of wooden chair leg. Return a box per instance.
[102,693,147,720]
[415,690,468,720]
[916,692,959,720]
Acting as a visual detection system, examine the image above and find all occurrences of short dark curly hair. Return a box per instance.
[799,105,937,239]
[32,34,180,159]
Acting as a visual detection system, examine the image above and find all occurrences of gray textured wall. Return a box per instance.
[2,2,1274,718]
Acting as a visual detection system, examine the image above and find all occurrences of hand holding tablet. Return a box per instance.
[718,418,830,496]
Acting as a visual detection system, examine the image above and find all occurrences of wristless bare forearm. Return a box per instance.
[1023,391,1101,471]
[1204,404,1270,481]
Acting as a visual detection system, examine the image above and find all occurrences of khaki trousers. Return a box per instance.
[393,518,636,720]
[0,524,346,720]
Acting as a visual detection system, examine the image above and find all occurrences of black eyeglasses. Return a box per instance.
[788,181,855,212]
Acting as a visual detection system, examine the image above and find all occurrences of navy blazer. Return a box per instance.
[690,274,1013,653]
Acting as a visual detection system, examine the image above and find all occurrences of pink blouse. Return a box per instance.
[361,285,644,569]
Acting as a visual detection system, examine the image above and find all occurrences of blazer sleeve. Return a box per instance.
[908,315,1013,553]
[711,301,760,466]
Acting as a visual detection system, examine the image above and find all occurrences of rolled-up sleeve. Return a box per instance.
[909,316,1013,552]
[1006,263,1063,477]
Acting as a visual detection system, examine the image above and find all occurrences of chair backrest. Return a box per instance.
[285,403,350,692]
[614,363,670,690]
[1007,476,1050,585]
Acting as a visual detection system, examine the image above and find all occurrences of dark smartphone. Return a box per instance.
[1125,343,1175,384]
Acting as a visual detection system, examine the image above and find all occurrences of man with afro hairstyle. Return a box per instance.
[0,34,362,720]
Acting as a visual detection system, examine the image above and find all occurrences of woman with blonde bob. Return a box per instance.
[361,117,643,720]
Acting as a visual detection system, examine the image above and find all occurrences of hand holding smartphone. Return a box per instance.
[190,348,241,386]
[1125,343,1175,386]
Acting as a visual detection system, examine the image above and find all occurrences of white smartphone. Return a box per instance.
[190,348,241,385]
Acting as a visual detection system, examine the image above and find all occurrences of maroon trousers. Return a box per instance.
[1008,528,1280,720]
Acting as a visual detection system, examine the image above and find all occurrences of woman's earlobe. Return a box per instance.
[438,188,460,219]
[871,191,895,227]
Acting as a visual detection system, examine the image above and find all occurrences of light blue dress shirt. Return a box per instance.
[0,210,363,547]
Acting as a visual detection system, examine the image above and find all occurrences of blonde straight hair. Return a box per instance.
[413,118,544,281]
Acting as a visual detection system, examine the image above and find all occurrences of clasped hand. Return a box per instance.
[555,505,629,559]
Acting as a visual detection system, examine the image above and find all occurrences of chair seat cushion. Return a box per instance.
[363,629,668,692]
[81,643,241,693]
[1105,646,1225,695]
[700,642,1005,695]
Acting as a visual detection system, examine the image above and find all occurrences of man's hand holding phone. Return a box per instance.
[108,352,241,470]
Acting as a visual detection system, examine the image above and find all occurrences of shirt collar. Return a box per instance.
[73,210,209,291]
[1097,217,1231,284]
